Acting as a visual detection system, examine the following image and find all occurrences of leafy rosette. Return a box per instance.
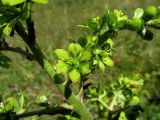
[54,43,92,83]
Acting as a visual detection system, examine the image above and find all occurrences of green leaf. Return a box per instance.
[65,115,80,120]
[69,69,81,82]
[3,24,12,36]
[148,19,160,29]
[99,103,104,111]
[6,97,20,112]
[21,3,32,20]
[79,63,91,74]
[3,18,17,36]
[104,38,113,50]
[114,20,127,29]
[130,96,140,106]
[68,43,82,57]
[31,0,48,4]
[35,95,48,104]
[80,51,92,62]
[127,18,142,31]
[2,0,25,6]
[18,92,24,109]
[0,55,12,69]
[0,107,4,113]
[18,108,26,114]
[99,60,105,72]
[95,49,106,57]
[102,57,113,67]
[133,8,144,18]
[106,38,113,46]
[99,18,109,35]
[4,102,13,112]
[93,59,98,65]
[54,49,69,60]
[118,112,127,120]
[56,60,68,73]
[106,12,118,27]
[105,5,110,14]
[77,25,90,32]
[87,18,99,32]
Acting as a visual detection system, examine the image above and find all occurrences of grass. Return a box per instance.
[0,0,160,119]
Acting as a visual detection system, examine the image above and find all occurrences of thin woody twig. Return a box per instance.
[14,106,73,119]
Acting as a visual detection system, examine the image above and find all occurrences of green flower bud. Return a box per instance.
[144,5,157,20]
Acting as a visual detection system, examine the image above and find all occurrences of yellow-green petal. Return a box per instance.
[56,60,68,73]
[69,69,81,82]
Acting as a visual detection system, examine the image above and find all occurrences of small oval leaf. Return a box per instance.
[2,0,25,6]
[102,57,113,67]
[133,8,144,18]
[31,0,48,4]
[6,97,20,112]
[99,60,105,72]
[56,60,68,73]
[68,43,82,57]
[69,69,81,82]
[80,51,92,62]
[79,63,91,74]
[54,49,69,60]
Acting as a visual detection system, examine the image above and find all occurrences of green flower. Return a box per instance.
[54,43,92,82]
[114,9,128,21]
[93,38,114,72]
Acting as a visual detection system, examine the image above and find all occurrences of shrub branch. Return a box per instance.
[14,106,73,119]
[14,22,94,120]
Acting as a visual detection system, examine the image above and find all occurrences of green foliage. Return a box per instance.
[0,54,11,68]
[0,92,30,120]
[119,112,127,120]
[1,0,48,6]
[1,0,25,6]
[86,75,143,119]
[32,0,48,4]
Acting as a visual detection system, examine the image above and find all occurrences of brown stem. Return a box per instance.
[0,47,34,58]
[14,106,73,119]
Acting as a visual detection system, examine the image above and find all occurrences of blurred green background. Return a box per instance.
[0,0,160,119]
